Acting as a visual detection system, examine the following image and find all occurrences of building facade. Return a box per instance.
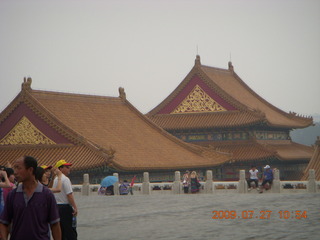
[147,56,314,180]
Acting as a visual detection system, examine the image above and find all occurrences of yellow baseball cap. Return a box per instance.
[40,165,53,170]
[55,160,72,168]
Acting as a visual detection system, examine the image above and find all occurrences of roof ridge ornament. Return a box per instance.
[118,87,126,101]
[21,77,32,91]
[195,55,201,66]
[228,61,234,72]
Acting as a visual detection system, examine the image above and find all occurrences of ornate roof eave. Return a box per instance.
[0,143,75,150]
[263,122,300,130]
[0,143,112,171]
[147,110,266,131]
[110,159,227,172]
[285,112,314,128]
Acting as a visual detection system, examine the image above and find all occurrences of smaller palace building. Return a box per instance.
[0,78,230,183]
[147,56,314,180]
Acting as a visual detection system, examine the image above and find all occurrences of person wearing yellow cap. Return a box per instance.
[52,160,78,240]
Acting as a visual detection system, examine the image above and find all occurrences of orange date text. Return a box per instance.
[211,210,307,220]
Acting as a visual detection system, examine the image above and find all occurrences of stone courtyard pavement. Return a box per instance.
[75,193,320,240]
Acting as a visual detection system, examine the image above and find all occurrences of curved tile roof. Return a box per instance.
[0,81,230,171]
[0,144,107,171]
[200,64,313,128]
[30,90,230,170]
[197,139,313,163]
[197,140,276,162]
[147,56,313,129]
[266,141,314,161]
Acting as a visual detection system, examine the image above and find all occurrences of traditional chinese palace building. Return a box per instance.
[0,78,230,183]
[146,56,314,180]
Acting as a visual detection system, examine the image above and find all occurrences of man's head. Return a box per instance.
[13,156,38,182]
[55,159,72,176]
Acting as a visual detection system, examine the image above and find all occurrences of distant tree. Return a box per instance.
[290,122,320,146]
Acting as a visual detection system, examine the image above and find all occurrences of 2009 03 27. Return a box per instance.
[212,210,307,219]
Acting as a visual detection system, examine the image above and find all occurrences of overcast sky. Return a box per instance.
[0,0,319,118]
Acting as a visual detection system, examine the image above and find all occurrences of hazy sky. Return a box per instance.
[0,0,319,118]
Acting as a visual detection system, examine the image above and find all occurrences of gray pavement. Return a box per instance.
[75,193,320,240]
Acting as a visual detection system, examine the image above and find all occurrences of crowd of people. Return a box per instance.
[0,156,78,240]
[0,157,275,239]
[181,165,275,194]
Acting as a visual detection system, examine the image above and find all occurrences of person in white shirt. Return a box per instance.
[53,159,78,240]
[247,165,259,190]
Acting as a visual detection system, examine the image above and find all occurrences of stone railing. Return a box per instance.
[75,169,320,196]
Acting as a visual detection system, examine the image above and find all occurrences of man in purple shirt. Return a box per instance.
[0,156,61,240]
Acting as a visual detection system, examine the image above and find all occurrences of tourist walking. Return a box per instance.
[190,171,201,193]
[0,156,61,240]
[182,170,190,193]
[53,159,78,240]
